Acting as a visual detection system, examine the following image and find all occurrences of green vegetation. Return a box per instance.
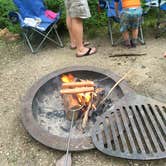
[0,0,160,36]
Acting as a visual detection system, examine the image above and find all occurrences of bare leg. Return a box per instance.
[131,28,139,47]
[132,28,138,39]
[123,31,130,41]
[66,16,75,47]
[123,31,131,47]
[71,18,96,56]
[71,18,84,51]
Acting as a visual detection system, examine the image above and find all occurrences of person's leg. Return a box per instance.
[131,28,139,47]
[120,10,131,48]
[123,31,130,42]
[71,18,84,51]
[122,31,131,48]
[66,16,76,48]
[71,17,96,56]
[130,8,142,47]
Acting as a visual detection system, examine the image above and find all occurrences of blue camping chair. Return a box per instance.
[145,0,166,37]
[9,0,63,53]
[99,0,146,46]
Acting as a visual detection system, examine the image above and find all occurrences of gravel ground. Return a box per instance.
[0,35,166,166]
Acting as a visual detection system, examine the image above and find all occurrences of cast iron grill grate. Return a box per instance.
[92,95,166,160]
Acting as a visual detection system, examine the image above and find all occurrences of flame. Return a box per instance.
[61,74,74,83]
[76,92,91,105]
[61,73,93,111]
[84,93,91,103]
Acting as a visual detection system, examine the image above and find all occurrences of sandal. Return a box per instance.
[70,41,90,49]
[76,47,96,57]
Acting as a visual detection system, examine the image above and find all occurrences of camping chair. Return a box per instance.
[145,0,166,37]
[99,0,146,46]
[9,0,63,53]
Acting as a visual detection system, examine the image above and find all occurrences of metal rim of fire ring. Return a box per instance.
[21,66,135,151]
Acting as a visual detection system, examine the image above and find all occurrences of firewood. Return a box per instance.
[60,87,94,94]
[63,94,81,120]
[82,97,92,129]
[62,81,95,89]
[63,94,80,110]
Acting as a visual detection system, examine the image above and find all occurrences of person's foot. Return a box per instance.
[124,40,131,49]
[70,41,90,49]
[131,39,137,48]
[130,39,136,48]
[164,52,166,57]
[76,47,96,57]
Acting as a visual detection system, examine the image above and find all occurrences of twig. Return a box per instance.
[100,69,132,105]
[82,95,93,129]
[109,52,146,57]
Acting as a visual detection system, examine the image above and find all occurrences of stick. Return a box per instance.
[109,52,146,57]
[64,111,74,166]
[82,100,92,129]
[62,81,95,88]
[60,87,94,94]
[100,70,132,105]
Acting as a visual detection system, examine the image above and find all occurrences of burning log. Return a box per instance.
[60,74,105,129]
[60,87,95,94]
[63,94,81,120]
[62,81,95,88]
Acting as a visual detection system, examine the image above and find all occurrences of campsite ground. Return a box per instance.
[0,33,166,166]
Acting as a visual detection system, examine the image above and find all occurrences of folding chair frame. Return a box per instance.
[9,12,63,54]
[99,0,146,46]
[108,17,145,46]
[155,0,166,38]
[22,23,64,53]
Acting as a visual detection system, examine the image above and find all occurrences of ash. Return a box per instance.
[33,90,95,138]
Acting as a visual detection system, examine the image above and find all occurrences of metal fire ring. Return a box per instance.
[92,94,166,160]
[21,66,134,151]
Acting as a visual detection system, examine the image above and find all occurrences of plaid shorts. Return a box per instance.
[64,0,91,19]
[120,8,142,32]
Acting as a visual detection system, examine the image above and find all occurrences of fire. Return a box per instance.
[61,74,93,107]
[76,92,91,105]
[60,73,104,129]
[61,74,74,83]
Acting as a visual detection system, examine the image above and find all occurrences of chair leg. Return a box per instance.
[108,18,114,46]
[53,24,64,47]
[138,25,145,45]
[34,26,54,52]
[108,18,123,46]
[21,25,64,53]
[22,30,36,53]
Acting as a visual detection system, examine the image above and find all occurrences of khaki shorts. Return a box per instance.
[64,0,91,18]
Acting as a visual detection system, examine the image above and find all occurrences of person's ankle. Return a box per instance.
[77,46,87,53]
[131,38,137,48]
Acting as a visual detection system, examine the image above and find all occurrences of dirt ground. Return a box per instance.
[0,34,166,166]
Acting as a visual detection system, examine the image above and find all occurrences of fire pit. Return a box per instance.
[21,66,134,151]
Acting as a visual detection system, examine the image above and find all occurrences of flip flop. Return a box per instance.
[70,41,90,49]
[76,47,96,57]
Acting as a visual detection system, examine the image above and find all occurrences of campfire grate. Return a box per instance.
[92,94,166,160]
